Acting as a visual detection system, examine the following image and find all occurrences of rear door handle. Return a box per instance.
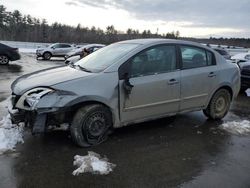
[208,72,216,77]
[168,79,179,85]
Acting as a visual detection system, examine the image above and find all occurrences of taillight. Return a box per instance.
[13,48,19,52]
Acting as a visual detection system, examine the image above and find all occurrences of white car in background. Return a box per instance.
[65,44,105,64]
[36,43,75,60]
[231,51,250,64]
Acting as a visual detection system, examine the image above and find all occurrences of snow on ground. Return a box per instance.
[246,89,250,97]
[221,120,250,135]
[19,48,36,54]
[0,98,24,155]
[72,151,116,176]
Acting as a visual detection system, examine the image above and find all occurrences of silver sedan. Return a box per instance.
[11,39,240,147]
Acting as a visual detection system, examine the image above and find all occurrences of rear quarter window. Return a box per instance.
[0,43,10,49]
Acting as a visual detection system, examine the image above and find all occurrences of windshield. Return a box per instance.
[49,43,57,48]
[75,43,140,72]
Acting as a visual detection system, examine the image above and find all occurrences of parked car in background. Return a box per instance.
[64,44,105,64]
[65,44,105,59]
[213,48,231,60]
[36,43,75,60]
[237,61,250,92]
[0,43,20,65]
[10,39,240,147]
[231,52,250,64]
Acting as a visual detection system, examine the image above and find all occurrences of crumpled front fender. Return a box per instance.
[35,91,78,113]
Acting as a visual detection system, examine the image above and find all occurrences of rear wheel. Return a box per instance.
[70,104,112,147]
[0,55,9,65]
[203,89,231,120]
[43,52,51,60]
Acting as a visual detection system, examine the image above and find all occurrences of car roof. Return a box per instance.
[213,48,228,51]
[117,38,212,50]
[80,44,105,49]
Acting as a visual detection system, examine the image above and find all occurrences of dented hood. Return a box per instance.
[11,66,93,94]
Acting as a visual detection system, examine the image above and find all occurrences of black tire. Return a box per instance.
[203,89,231,120]
[43,52,52,60]
[70,104,112,147]
[0,55,9,65]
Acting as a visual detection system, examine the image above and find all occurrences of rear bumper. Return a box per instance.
[9,52,21,61]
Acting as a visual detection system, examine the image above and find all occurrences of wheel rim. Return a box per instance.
[214,95,228,116]
[83,111,108,144]
[44,53,51,59]
[0,56,8,64]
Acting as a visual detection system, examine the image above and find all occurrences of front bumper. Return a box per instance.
[36,51,43,57]
[9,107,47,134]
[9,108,25,124]
[9,94,47,133]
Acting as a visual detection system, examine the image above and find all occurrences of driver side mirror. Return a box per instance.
[123,73,134,95]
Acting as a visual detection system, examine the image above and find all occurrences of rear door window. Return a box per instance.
[180,46,215,69]
[61,44,71,48]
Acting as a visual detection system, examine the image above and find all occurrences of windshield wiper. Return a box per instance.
[77,65,92,73]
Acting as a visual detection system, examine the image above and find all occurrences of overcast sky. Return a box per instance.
[2,0,250,38]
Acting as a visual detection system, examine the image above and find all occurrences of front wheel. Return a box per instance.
[43,52,51,60]
[0,55,9,65]
[70,104,112,147]
[203,89,231,120]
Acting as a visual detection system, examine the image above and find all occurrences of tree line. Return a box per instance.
[0,4,249,47]
[0,4,179,44]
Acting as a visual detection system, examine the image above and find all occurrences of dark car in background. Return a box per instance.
[0,43,21,65]
[213,48,231,60]
[239,62,250,92]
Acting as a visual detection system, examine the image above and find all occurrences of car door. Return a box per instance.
[119,44,181,124]
[55,44,72,55]
[61,44,73,55]
[179,45,218,111]
[50,43,61,56]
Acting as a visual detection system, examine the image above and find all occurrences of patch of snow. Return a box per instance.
[72,151,116,176]
[0,114,24,154]
[221,120,250,135]
[0,98,24,155]
[246,89,250,97]
[19,48,36,53]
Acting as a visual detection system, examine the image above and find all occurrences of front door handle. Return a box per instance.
[208,72,216,77]
[168,79,179,85]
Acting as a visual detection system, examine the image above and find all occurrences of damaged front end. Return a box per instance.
[9,87,76,134]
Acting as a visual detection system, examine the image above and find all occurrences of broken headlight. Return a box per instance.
[16,87,54,110]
